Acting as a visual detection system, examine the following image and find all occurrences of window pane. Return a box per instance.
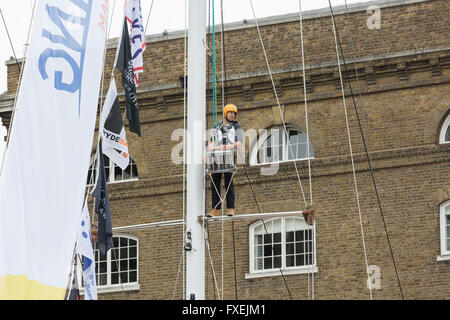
[273,232,281,243]
[286,243,294,255]
[286,231,294,243]
[273,244,281,256]
[264,257,272,269]
[296,242,304,254]
[255,258,263,270]
[447,238,450,251]
[255,245,262,258]
[99,274,107,286]
[286,255,294,267]
[129,258,137,270]
[264,245,272,257]
[130,271,137,283]
[274,256,281,268]
[120,272,128,283]
[120,237,128,247]
[120,247,128,259]
[296,254,305,266]
[111,272,119,285]
[130,246,137,258]
[120,260,128,270]
[446,125,450,142]
[99,262,107,273]
[295,230,303,241]
[111,260,118,272]
[256,234,263,245]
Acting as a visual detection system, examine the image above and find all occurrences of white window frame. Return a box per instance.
[78,234,140,294]
[87,156,139,187]
[438,200,450,261]
[439,114,450,144]
[246,217,318,279]
[249,127,314,166]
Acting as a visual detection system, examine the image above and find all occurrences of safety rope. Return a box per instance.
[328,0,373,300]
[328,0,404,299]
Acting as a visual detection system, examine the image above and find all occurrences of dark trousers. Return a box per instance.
[211,172,235,210]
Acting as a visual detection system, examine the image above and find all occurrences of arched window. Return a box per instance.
[250,127,313,165]
[439,113,450,144]
[248,217,316,278]
[440,200,450,257]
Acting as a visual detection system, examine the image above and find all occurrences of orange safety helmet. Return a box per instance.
[223,103,238,119]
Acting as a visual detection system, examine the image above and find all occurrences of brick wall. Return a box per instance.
[2,0,450,299]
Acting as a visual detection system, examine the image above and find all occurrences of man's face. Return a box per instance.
[226,111,236,122]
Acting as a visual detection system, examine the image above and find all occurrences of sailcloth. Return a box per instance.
[0,0,108,299]
[100,78,130,170]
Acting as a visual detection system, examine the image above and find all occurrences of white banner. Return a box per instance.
[124,0,146,85]
[100,78,130,170]
[0,0,108,299]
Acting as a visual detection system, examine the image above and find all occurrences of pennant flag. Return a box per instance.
[68,271,80,301]
[100,79,130,170]
[92,142,113,257]
[75,200,97,300]
[116,18,141,137]
[124,0,146,85]
[0,0,108,299]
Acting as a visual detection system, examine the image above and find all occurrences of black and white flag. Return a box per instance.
[116,18,141,137]
[100,78,130,170]
[92,142,112,257]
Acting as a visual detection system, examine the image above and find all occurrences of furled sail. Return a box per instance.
[0,0,109,299]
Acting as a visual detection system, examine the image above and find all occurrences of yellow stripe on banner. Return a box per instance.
[0,275,65,300]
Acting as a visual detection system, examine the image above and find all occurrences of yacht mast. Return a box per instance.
[186,0,207,300]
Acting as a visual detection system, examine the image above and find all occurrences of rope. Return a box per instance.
[0,1,36,178]
[182,0,188,300]
[171,247,184,299]
[205,223,222,299]
[328,0,372,300]
[144,0,155,35]
[297,0,316,300]
[249,0,308,208]
[328,0,404,299]
[212,0,218,129]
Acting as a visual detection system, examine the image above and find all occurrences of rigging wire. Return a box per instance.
[248,0,308,209]
[144,0,155,35]
[219,0,238,299]
[327,0,404,299]
[328,0,373,300]
[182,0,188,301]
[0,2,36,178]
[297,0,315,300]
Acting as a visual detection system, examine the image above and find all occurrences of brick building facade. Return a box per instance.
[1,0,449,299]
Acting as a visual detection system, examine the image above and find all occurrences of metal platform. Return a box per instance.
[112,211,305,232]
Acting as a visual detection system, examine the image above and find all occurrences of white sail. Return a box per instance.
[0,0,108,299]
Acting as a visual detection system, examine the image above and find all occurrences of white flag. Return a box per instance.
[0,0,108,299]
[124,0,146,85]
[76,200,97,300]
[100,79,130,170]
[76,200,94,262]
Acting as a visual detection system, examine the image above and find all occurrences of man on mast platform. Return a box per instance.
[207,104,243,217]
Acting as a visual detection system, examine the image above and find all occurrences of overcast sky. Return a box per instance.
[0,0,375,161]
